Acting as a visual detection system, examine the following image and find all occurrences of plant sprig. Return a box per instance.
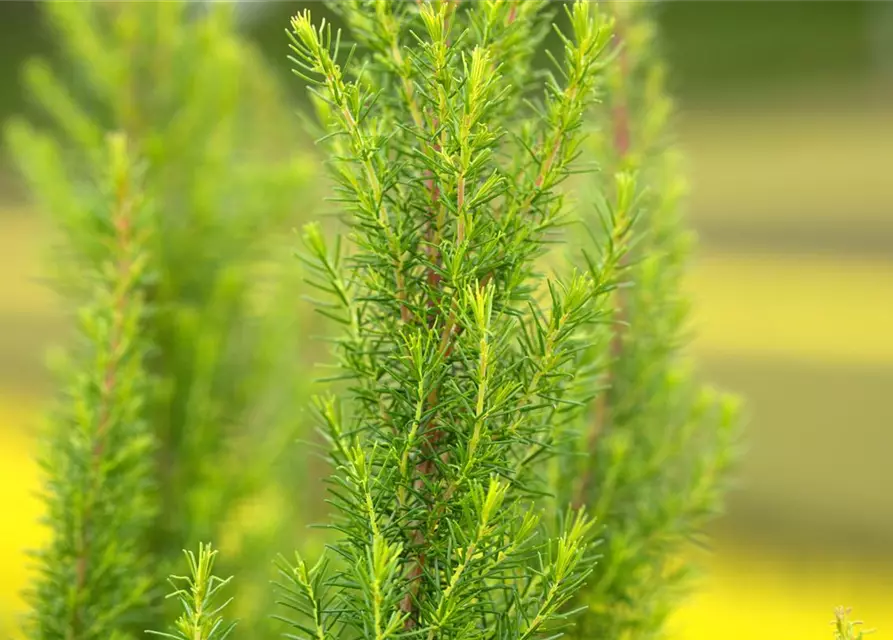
[282,2,618,639]
[148,544,237,640]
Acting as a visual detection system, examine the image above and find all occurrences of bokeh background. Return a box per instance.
[1,2,892,638]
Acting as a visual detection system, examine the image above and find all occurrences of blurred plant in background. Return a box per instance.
[18,133,160,640]
[558,3,739,638]
[833,607,874,640]
[4,2,318,636]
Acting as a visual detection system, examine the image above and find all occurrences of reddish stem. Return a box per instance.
[573,19,632,510]
[69,170,136,639]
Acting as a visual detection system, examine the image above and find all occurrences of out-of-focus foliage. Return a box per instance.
[557,3,740,638]
[20,134,158,640]
[833,607,874,640]
[4,2,316,637]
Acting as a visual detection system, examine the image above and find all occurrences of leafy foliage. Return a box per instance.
[7,2,771,640]
[5,2,314,636]
[558,3,741,638]
[833,607,874,640]
[149,544,237,640]
[277,2,633,639]
[20,134,157,640]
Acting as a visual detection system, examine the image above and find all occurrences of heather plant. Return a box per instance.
[149,544,237,640]
[5,2,313,636]
[279,1,623,637]
[7,1,864,639]
[555,4,740,638]
[834,607,875,640]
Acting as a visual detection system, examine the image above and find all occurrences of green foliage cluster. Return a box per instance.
[13,2,865,640]
[833,607,875,640]
[22,134,158,640]
[558,4,740,638]
[5,2,313,637]
[149,544,236,640]
[282,2,621,638]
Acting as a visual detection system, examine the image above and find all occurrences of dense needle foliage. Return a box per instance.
[18,133,158,640]
[5,2,312,637]
[8,1,859,639]
[557,4,740,638]
[278,2,632,638]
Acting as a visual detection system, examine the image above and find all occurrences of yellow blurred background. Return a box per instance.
[1,2,892,638]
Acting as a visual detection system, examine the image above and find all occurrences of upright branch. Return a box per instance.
[833,607,874,640]
[7,131,159,640]
[6,2,313,634]
[148,544,237,640]
[571,7,633,511]
[559,4,741,639]
[281,2,617,638]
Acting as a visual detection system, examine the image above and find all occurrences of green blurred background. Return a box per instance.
[1,2,892,638]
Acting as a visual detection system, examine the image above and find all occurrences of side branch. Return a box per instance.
[43,135,157,640]
[573,21,632,510]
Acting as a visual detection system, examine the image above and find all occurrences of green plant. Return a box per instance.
[149,544,236,640]
[834,607,874,640]
[5,2,313,637]
[556,4,741,638]
[279,1,627,638]
[8,1,777,639]
[19,132,158,640]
